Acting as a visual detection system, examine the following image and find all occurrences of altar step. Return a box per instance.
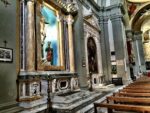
[52,90,103,113]
[0,101,23,113]
[19,85,124,113]
[75,85,124,113]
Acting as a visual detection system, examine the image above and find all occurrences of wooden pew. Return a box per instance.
[125,85,150,89]
[94,76,150,113]
[121,89,150,93]
[129,82,150,86]
[115,92,150,97]
[107,96,150,104]
[94,103,150,113]
[124,87,150,90]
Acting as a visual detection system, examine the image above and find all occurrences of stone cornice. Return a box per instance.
[99,4,125,23]
[88,0,100,11]
[79,0,100,11]
[134,31,143,35]
[134,31,143,40]
[110,14,123,21]
[100,3,125,14]
[38,0,78,16]
[99,16,109,22]
[79,0,90,9]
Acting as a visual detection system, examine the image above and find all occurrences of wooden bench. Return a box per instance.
[107,96,150,104]
[121,89,150,93]
[115,92,150,97]
[125,85,150,89]
[124,87,150,90]
[94,103,150,113]
[93,76,150,113]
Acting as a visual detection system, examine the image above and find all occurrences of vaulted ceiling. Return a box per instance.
[130,2,150,31]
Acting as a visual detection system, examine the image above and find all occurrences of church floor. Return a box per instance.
[20,84,126,113]
[51,84,124,113]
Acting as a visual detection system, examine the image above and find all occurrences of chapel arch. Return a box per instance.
[130,2,150,30]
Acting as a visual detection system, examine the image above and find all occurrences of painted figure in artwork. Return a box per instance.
[41,5,59,66]
[45,41,53,65]
[40,17,46,58]
[87,38,98,73]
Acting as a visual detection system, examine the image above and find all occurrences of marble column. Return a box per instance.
[26,0,35,71]
[57,16,65,67]
[132,35,139,77]
[126,30,134,80]
[66,15,75,72]
[111,15,127,83]
[134,31,146,74]
[99,16,111,81]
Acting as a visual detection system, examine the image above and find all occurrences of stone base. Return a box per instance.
[20,90,103,113]
[52,90,102,113]
[20,85,125,113]
[0,101,23,113]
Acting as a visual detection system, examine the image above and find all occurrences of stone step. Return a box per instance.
[0,106,23,113]
[0,101,17,111]
[52,90,104,113]
[0,101,23,113]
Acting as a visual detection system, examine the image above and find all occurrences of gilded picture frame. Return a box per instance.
[37,1,65,71]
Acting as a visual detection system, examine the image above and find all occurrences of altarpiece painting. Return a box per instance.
[37,2,65,71]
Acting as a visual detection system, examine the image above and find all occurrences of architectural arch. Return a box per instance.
[130,2,150,30]
[84,19,103,87]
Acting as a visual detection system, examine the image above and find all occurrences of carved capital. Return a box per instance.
[26,0,35,3]
[134,31,143,40]
[57,15,63,22]
[66,15,74,25]
[126,30,134,41]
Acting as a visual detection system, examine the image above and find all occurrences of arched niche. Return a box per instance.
[87,37,98,73]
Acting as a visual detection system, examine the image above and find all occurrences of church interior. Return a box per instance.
[1,0,150,113]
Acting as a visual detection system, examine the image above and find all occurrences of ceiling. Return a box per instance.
[128,0,150,3]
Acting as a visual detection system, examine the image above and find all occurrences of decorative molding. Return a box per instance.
[88,0,100,11]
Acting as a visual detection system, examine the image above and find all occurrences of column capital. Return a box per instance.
[66,15,74,25]
[134,31,143,36]
[134,31,143,40]
[99,16,109,24]
[26,0,35,3]
[57,15,63,22]
[110,14,123,21]
[126,29,134,41]
[132,37,137,41]
[20,0,25,3]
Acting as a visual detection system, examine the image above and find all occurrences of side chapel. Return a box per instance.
[0,0,150,113]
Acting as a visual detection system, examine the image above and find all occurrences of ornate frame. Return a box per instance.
[37,1,65,71]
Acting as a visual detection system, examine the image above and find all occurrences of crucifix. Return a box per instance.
[3,40,7,48]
